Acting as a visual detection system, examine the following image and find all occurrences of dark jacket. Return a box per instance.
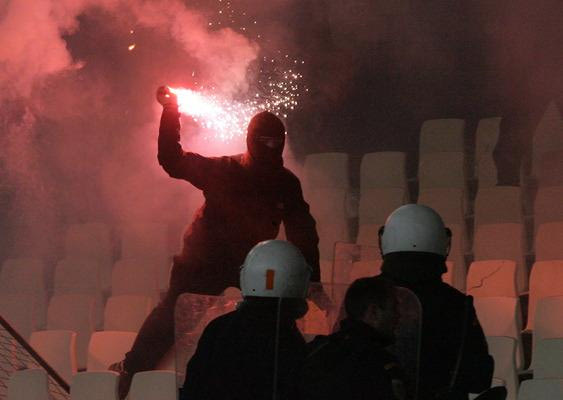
[180,298,308,400]
[381,253,494,400]
[291,318,398,400]
[158,107,321,283]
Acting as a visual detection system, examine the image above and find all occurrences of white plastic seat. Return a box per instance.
[486,336,519,400]
[103,295,153,332]
[534,338,563,379]
[111,259,161,302]
[419,119,466,153]
[530,296,563,370]
[531,101,563,179]
[54,258,104,328]
[474,117,501,187]
[469,378,506,400]
[6,368,50,400]
[30,330,77,384]
[357,188,407,245]
[474,187,523,227]
[526,262,563,330]
[303,152,349,189]
[474,297,524,370]
[119,222,170,261]
[467,260,518,297]
[534,187,563,229]
[64,222,113,290]
[70,371,119,400]
[473,223,527,293]
[418,152,466,189]
[47,294,96,371]
[303,153,351,261]
[535,222,563,261]
[418,188,466,224]
[128,370,177,400]
[0,258,48,329]
[0,294,40,340]
[86,331,137,371]
[360,152,407,188]
[517,378,563,399]
[445,224,467,292]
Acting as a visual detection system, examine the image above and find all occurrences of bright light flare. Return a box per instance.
[169,87,258,142]
[128,44,136,51]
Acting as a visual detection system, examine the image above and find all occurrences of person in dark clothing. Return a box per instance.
[110,86,324,398]
[180,239,311,400]
[379,204,494,400]
[291,276,405,400]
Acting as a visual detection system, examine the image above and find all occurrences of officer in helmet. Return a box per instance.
[379,204,494,400]
[180,240,311,400]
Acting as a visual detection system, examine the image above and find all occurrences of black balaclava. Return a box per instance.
[246,111,286,168]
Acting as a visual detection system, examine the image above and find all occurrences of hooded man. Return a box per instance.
[110,86,324,398]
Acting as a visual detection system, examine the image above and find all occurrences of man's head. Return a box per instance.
[246,111,286,166]
[344,276,398,340]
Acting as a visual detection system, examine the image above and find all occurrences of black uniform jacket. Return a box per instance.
[180,299,308,400]
[291,318,398,400]
[158,107,321,282]
[382,258,494,400]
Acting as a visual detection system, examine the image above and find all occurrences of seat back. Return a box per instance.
[70,371,119,400]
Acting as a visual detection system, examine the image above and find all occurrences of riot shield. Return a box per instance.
[174,292,240,387]
[387,286,422,400]
[298,282,349,337]
[333,242,382,284]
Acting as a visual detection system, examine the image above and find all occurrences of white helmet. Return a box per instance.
[240,240,311,298]
[379,204,451,257]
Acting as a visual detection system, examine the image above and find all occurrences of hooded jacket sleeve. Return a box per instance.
[282,173,321,282]
[157,106,222,190]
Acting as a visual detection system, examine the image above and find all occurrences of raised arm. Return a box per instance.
[156,86,221,190]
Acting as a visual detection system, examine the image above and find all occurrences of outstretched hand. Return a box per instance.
[156,86,178,108]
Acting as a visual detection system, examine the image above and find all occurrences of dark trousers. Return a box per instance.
[123,255,239,374]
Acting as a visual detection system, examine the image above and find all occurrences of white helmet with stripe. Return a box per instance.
[240,240,311,298]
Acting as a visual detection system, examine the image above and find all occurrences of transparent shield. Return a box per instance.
[388,286,422,400]
[174,293,240,388]
[298,282,349,337]
[333,242,382,284]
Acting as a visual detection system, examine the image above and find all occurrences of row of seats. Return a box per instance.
[6,369,177,400]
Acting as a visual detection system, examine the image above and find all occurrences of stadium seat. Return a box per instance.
[86,331,137,371]
[302,153,352,264]
[0,294,40,340]
[6,368,50,400]
[535,222,563,261]
[473,223,527,293]
[527,262,563,330]
[419,119,466,153]
[0,258,48,329]
[474,186,523,227]
[418,188,466,224]
[534,186,563,229]
[517,378,563,400]
[357,188,407,246]
[486,336,519,400]
[530,296,563,369]
[64,222,113,290]
[531,101,563,179]
[534,338,563,379]
[474,297,524,370]
[70,371,120,400]
[47,294,96,371]
[29,330,77,384]
[466,260,518,297]
[418,152,466,189]
[128,370,177,400]
[111,259,162,302]
[474,117,501,187]
[103,295,153,332]
[360,152,408,189]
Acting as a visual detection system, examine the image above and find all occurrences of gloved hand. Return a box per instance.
[156,85,178,108]
[308,283,333,314]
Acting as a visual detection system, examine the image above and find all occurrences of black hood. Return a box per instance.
[246,111,285,168]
